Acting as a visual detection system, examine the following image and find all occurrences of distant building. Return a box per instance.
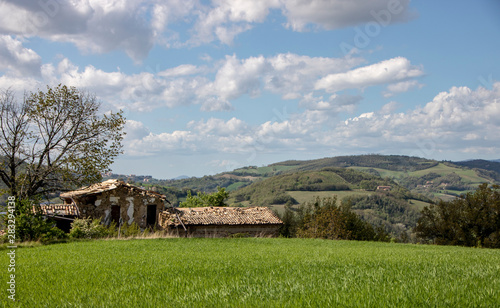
[376,186,392,191]
[159,207,283,237]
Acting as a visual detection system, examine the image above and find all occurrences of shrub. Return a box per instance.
[3,198,65,242]
[120,222,141,237]
[69,218,109,239]
[40,227,68,243]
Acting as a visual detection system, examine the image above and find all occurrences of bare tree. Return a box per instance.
[0,85,125,199]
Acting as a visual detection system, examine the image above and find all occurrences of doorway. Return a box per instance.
[111,205,120,224]
[147,205,157,227]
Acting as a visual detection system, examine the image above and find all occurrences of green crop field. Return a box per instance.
[1,238,499,307]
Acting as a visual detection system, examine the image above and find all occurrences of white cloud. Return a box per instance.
[383,80,424,97]
[0,35,41,77]
[190,0,280,45]
[0,53,425,113]
[282,0,415,31]
[300,93,363,114]
[339,82,500,155]
[315,57,423,93]
[158,64,204,78]
[0,0,180,61]
[0,1,417,60]
[122,82,500,160]
[124,120,150,141]
[188,117,248,136]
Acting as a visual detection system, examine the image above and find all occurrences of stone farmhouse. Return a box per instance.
[40,179,284,237]
[42,179,169,231]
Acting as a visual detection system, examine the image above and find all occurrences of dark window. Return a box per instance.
[111,205,120,223]
[147,204,157,227]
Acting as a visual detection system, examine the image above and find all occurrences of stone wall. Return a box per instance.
[72,186,166,229]
[166,224,281,238]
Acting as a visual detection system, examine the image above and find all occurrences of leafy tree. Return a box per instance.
[278,205,299,238]
[0,85,125,199]
[415,184,500,248]
[295,196,389,241]
[180,186,229,207]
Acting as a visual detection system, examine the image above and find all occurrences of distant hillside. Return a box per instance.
[231,167,400,206]
[229,167,425,238]
[271,155,439,172]
[453,159,500,181]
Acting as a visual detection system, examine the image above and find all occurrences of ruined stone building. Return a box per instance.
[39,179,283,237]
[159,206,283,237]
[46,179,169,230]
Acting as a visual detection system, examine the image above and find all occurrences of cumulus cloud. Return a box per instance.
[0,0,191,61]
[0,51,425,115]
[383,80,424,97]
[282,0,415,31]
[339,82,500,155]
[124,120,150,141]
[0,35,41,77]
[123,82,500,160]
[188,117,248,136]
[189,0,280,45]
[0,0,416,60]
[28,53,373,112]
[315,57,424,93]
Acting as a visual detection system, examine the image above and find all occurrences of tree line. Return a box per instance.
[415,183,500,248]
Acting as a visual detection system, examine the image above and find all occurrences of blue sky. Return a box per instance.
[0,0,499,179]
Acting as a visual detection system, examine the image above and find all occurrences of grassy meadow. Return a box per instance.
[2,238,499,307]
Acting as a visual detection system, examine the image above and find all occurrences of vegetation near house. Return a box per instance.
[179,186,229,207]
[415,184,500,248]
[0,85,125,200]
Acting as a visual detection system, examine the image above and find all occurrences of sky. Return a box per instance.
[0,0,499,179]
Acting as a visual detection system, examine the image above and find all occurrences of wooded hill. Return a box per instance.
[126,155,499,205]
[227,167,426,239]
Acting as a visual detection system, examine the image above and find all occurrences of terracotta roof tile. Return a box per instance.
[37,204,79,216]
[60,179,167,201]
[162,207,283,227]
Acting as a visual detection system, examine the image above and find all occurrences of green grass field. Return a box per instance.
[1,238,499,307]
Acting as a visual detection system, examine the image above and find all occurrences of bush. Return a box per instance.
[2,198,66,242]
[40,227,68,243]
[269,193,297,205]
[69,218,109,239]
[120,222,141,237]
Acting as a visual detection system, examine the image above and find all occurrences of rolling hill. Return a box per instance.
[228,166,426,238]
[141,154,499,239]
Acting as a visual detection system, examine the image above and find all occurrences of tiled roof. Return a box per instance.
[162,207,283,227]
[37,204,79,216]
[60,179,167,201]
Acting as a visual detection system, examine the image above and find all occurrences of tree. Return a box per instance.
[415,184,500,248]
[0,85,125,199]
[179,187,229,208]
[295,196,389,241]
